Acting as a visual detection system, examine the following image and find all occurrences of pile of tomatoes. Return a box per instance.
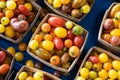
[101,3,120,47]
[47,0,92,19]
[0,50,13,79]
[0,0,35,40]
[76,47,120,80]
[18,70,52,80]
[28,15,86,69]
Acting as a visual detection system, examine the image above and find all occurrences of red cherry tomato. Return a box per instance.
[48,16,65,27]
[53,37,64,50]
[73,36,84,48]
[67,29,75,40]
[0,51,6,64]
[89,56,99,64]
[18,5,29,16]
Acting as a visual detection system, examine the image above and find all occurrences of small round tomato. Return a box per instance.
[50,55,60,66]
[5,26,15,38]
[53,37,64,50]
[67,29,75,40]
[5,10,14,18]
[18,43,27,51]
[42,40,54,51]
[0,64,10,75]
[6,46,16,56]
[68,46,80,58]
[64,39,73,48]
[34,34,43,42]
[73,36,84,48]
[41,23,51,33]
[54,27,67,38]
[44,34,53,41]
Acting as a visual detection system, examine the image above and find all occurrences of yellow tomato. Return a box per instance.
[24,3,32,12]
[110,29,120,37]
[42,40,54,51]
[61,0,70,5]
[68,46,80,58]
[53,0,62,8]
[29,40,39,50]
[47,0,53,5]
[81,4,90,14]
[113,18,119,28]
[54,27,67,38]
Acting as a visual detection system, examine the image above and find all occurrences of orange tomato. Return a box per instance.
[5,10,14,18]
[34,34,43,42]
[64,39,73,48]
[103,62,112,71]
[0,64,10,75]
[41,23,51,33]
[18,43,27,51]
[68,46,80,58]
[50,55,60,66]
[44,34,53,41]
[26,76,34,80]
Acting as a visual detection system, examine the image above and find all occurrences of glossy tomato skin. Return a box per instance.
[89,56,99,64]
[73,36,84,48]
[18,5,29,16]
[48,16,65,27]
[53,37,64,50]
[0,51,6,64]
[0,64,10,75]
[67,29,75,40]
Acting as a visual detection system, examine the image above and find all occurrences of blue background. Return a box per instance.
[0,0,119,80]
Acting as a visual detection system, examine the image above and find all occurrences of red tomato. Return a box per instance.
[53,37,64,50]
[18,5,29,16]
[89,56,99,64]
[67,29,75,40]
[73,36,84,48]
[48,16,65,27]
[0,64,10,75]
[0,51,6,64]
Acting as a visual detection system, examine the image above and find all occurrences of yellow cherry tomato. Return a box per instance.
[61,0,70,5]
[53,0,62,8]
[110,29,120,37]
[24,3,32,12]
[81,4,90,14]
[42,40,54,51]
[54,27,67,38]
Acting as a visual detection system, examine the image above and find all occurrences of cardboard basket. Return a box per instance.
[0,47,14,80]
[15,66,61,80]
[0,0,42,44]
[44,0,94,23]
[75,46,120,80]
[98,2,120,54]
[27,13,88,73]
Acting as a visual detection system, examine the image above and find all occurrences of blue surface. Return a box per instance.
[0,0,119,80]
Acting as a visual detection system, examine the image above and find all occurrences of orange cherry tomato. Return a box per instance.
[68,46,80,58]
[5,10,14,18]
[50,55,60,66]
[41,23,51,33]
[44,34,53,41]
[64,39,73,48]
[34,34,43,42]
[18,43,27,51]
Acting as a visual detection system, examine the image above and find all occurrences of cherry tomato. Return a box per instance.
[68,46,80,58]
[0,64,9,75]
[73,36,84,48]
[18,43,27,51]
[53,37,64,50]
[67,29,75,40]
[48,16,65,27]
[89,56,99,64]
[0,51,6,64]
